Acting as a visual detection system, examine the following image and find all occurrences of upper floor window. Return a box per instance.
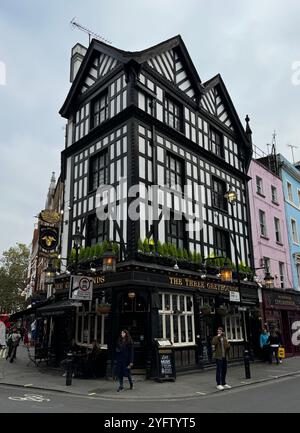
[164,96,182,132]
[291,218,299,244]
[214,228,230,258]
[279,262,285,289]
[264,257,271,274]
[166,153,184,190]
[259,210,267,237]
[89,150,108,191]
[166,214,185,250]
[91,91,108,129]
[87,214,108,246]
[210,128,224,158]
[287,181,293,202]
[256,176,263,195]
[212,177,227,211]
[274,217,282,243]
[271,186,278,203]
[138,91,155,116]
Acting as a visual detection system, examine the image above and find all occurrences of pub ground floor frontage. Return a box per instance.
[32,262,260,377]
[262,288,300,357]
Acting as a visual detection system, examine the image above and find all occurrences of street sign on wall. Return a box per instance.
[230,291,241,303]
[69,276,94,301]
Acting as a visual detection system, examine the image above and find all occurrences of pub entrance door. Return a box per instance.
[118,293,149,369]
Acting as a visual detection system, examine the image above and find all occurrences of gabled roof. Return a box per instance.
[60,35,202,117]
[201,74,252,167]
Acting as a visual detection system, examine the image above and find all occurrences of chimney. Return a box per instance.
[70,43,87,83]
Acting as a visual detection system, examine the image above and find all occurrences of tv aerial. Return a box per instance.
[287,144,298,164]
[70,18,112,45]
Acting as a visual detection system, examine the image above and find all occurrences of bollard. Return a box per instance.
[243,349,251,379]
[65,351,73,386]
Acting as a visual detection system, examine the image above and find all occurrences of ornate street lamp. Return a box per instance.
[224,188,237,204]
[72,227,85,273]
[264,271,274,288]
[102,245,117,273]
[44,262,56,284]
[220,260,233,282]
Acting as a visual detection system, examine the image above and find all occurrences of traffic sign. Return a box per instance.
[69,276,94,301]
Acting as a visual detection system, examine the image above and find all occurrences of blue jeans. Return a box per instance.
[216,358,227,386]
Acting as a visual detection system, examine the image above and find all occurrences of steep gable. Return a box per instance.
[147,48,196,100]
[80,53,120,94]
[201,85,234,131]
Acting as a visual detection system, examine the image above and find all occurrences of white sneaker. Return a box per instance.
[216,385,224,391]
[223,384,232,389]
[279,360,282,364]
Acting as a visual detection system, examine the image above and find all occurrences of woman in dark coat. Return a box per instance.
[115,330,134,392]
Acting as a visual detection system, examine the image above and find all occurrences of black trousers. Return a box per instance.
[262,345,270,363]
[118,367,133,388]
[216,358,227,386]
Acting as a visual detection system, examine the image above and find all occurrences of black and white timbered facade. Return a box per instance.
[56,36,259,375]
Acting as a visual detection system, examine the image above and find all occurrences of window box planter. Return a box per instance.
[200,306,212,316]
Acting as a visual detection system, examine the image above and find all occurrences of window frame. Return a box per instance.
[271,185,278,203]
[212,176,228,212]
[274,217,282,243]
[259,209,267,237]
[279,262,285,289]
[158,293,195,347]
[91,91,108,129]
[224,313,244,342]
[291,218,299,244]
[287,181,293,203]
[89,149,108,192]
[209,127,224,159]
[75,298,107,348]
[256,176,263,195]
[163,95,183,132]
[87,213,108,246]
[214,228,230,259]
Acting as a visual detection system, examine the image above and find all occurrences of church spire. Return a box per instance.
[45,172,56,209]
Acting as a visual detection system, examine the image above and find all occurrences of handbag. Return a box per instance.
[278,346,285,359]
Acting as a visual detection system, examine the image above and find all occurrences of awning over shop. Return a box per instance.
[9,300,51,321]
[36,300,82,317]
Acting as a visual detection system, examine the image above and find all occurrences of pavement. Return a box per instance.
[1,344,300,401]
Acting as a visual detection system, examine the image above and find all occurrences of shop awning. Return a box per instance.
[9,300,51,321]
[36,300,82,317]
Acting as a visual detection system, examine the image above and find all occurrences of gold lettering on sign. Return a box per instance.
[94,276,106,284]
[168,277,239,294]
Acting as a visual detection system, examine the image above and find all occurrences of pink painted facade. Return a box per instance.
[248,159,293,289]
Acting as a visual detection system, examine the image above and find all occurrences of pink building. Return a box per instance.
[248,158,293,290]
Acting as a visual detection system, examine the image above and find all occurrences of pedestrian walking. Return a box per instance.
[6,327,21,363]
[260,327,270,363]
[115,330,134,392]
[269,329,282,364]
[212,327,231,391]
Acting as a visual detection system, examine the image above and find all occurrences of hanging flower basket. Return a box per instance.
[216,307,229,317]
[96,304,111,314]
[200,305,212,316]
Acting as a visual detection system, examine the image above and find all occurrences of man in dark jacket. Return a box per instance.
[212,327,231,391]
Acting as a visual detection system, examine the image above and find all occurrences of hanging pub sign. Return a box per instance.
[39,225,59,251]
[39,209,61,225]
[69,275,94,301]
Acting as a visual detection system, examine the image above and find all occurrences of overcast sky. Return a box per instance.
[0,0,300,254]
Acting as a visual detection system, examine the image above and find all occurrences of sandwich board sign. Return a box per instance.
[69,276,94,301]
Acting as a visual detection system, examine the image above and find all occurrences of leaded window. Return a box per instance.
[87,214,108,246]
[91,92,108,128]
[167,215,185,250]
[76,299,107,348]
[89,150,108,191]
[210,128,224,158]
[212,177,227,211]
[214,228,230,258]
[166,153,183,189]
[164,96,182,132]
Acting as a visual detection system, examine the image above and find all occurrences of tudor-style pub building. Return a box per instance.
[51,35,260,376]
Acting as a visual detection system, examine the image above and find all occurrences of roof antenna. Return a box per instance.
[70,18,112,45]
[288,144,298,164]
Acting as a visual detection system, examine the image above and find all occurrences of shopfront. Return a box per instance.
[47,263,259,376]
[263,289,300,356]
